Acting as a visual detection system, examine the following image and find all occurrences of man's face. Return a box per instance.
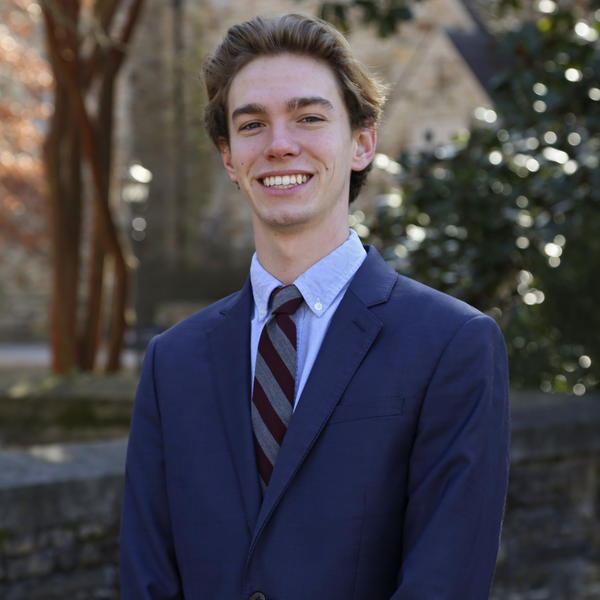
[220,53,375,237]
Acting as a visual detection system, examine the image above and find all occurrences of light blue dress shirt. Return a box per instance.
[250,229,367,408]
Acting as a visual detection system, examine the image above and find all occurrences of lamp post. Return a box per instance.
[122,162,152,368]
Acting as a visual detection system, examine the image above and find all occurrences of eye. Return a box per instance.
[239,121,263,132]
[300,115,325,124]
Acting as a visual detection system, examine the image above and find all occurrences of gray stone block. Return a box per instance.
[2,534,35,557]
[0,439,127,489]
[0,566,119,600]
[510,393,600,462]
[6,548,55,581]
[0,439,127,534]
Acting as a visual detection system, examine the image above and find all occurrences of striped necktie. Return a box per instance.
[252,285,304,491]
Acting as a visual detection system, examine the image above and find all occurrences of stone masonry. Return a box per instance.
[0,439,126,600]
[492,393,600,600]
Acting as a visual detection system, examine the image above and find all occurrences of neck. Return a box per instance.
[254,219,349,284]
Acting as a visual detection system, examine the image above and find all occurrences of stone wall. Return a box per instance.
[492,393,600,600]
[1,394,598,599]
[0,440,126,600]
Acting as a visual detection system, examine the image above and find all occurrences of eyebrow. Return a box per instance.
[287,96,335,112]
[231,96,335,122]
[231,103,266,122]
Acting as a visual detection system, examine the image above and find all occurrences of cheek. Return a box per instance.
[232,144,262,171]
[231,140,257,162]
[306,136,342,171]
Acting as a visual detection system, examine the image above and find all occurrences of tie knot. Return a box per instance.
[271,285,303,315]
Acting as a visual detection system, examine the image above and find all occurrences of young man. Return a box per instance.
[120,14,510,600]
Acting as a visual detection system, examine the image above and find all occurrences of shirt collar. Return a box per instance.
[250,256,283,322]
[250,229,366,322]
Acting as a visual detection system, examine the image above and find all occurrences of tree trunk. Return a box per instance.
[44,2,82,374]
[42,0,144,373]
[78,222,105,370]
[98,73,129,372]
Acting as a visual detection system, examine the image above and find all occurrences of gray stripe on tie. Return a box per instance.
[272,285,302,311]
[255,354,293,425]
[266,320,296,377]
[251,402,279,465]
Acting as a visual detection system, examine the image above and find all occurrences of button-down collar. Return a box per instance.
[250,229,366,323]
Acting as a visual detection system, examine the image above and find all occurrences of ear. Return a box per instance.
[218,137,238,183]
[351,123,377,172]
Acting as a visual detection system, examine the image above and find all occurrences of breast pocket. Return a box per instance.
[328,396,409,425]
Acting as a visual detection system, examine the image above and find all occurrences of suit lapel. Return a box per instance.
[208,279,262,534]
[249,246,397,553]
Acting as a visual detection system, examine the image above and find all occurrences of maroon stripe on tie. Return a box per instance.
[252,379,287,445]
[258,326,295,402]
[277,314,297,348]
[274,297,303,315]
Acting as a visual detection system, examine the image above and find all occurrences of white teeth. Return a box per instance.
[262,174,309,188]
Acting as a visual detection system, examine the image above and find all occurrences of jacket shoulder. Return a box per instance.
[392,272,482,322]
[378,270,502,348]
[354,245,492,335]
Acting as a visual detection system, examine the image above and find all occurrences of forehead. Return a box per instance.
[227,53,346,117]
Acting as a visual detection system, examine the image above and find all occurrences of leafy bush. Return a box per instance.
[366,3,600,393]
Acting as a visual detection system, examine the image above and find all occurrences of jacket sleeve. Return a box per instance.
[390,314,510,600]
[120,336,183,599]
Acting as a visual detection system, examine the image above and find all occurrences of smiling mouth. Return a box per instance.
[261,174,311,189]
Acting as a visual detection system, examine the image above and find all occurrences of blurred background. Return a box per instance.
[0,0,599,598]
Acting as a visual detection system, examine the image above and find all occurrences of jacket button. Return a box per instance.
[249,592,267,600]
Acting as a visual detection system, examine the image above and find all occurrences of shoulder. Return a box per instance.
[392,272,481,321]
[357,245,482,322]
[357,246,500,344]
[388,273,505,355]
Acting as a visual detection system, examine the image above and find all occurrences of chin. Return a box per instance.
[259,208,315,230]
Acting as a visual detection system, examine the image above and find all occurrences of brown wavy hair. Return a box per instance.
[202,13,386,202]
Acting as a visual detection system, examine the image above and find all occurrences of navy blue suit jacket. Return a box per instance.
[120,245,510,599]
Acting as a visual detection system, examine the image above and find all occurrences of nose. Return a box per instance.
[264,122,300,159]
